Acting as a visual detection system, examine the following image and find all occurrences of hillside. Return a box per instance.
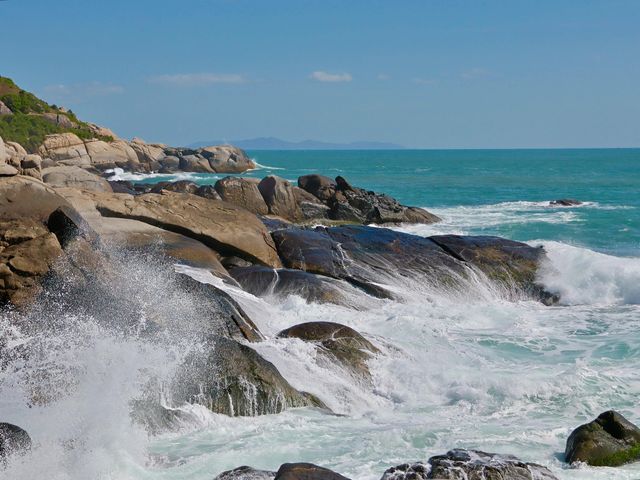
[0,76,112,152]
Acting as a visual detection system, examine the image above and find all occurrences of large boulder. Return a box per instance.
[426,449,558,480]
[179,154,214,173]
[38,133,91,166]
[84,139,134,170]
[88,191,282,267]
[0,423,31,460]
[0,218,64,307]
[258,176,303,222]
[275,463,349,480]
[429,235,558,304]
[277,322,379,381]
[298,174,337,202]
[0,100,12,116]
[129,138,166,165]
[272,225,466,299]
[200,145,256,173]
[565,410,640,466]
[214,466,276,480]
[172,337,325,416]
[215,177,268,215]
[42,165,113,193]
[0,175,73,221]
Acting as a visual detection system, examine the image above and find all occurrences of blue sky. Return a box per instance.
[1,0,639,148]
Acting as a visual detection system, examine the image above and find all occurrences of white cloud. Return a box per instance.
[149,73,247,86]
[43,82,124,97]
[310,71,353,83]
[461,67,490,80]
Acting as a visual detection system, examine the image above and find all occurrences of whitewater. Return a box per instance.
[1,149,639,479]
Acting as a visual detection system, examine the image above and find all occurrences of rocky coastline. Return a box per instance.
[0,87,636,478]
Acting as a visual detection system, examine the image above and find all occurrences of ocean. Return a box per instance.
[2,148,640,479]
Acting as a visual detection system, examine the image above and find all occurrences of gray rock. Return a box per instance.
[380,462,429,480]
[42,165,113,193]
[214,466,276,480]
[275,463,350,480]
[258,176,303,221]
[565,410,640,466]
[215,177,268,215]
[298,174,337,202]
[427,449,558,480]
[0,100,12,116]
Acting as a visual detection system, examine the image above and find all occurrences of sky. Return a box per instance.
[1,0,639,148]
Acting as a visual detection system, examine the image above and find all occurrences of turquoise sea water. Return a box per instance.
[3,149,640,480]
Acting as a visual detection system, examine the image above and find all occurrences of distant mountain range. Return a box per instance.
[187,137,404,150]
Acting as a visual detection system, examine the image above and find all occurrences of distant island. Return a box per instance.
[187,136,404,150]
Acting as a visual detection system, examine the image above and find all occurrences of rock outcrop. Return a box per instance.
[214,466,276,480]
[275,463,350,480]
[88,191,282,267]
[380,462,429,480]
[565,410,640,466]
[42,165,113,192]
[172,337,325,416]
[426,449,558,480]
[297,174,440,225]
[215,177,268,215]
[258,176,303,222]
[277,322,378,380]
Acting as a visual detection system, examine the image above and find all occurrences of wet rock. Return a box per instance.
[277,321,379,380]
[88,190,282,267]
[159,155,180,172]
[565,410,640,466]
[215,177,268,215]
[0,423,31,460]
[550,199,582,206]
[275,463,350,480]
[230,266,355,306]
[42,165,113,193]
[258,176,303,222]
[173,337,325,416]
[403,207,441,224]
[427,449,558,480]
[298,174,337,202]
[272,225,466,299]
[380,462,429,480]
[108,180,137,194]
[214,466,276,480]
[429,235,557,304]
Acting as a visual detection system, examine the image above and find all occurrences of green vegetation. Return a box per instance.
[0,76,111,152]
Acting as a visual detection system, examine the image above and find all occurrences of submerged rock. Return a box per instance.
[172,337,326,417]
[550,199,582,206]
[214,466,276,479]
[277,322,379,380]
[275,463,350,480]
[427,449,558,480]
[565,410,640,466]
[0,423,31,460]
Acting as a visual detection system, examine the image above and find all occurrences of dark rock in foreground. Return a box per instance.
[278,322,379,381]
[427,449,558,480]
[0,423,31,460]
[275,463,350,480]
[214,466,276,479]
[565,410,640,466]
